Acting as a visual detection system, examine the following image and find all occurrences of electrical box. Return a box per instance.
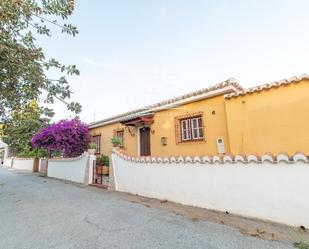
[216,138,225,154]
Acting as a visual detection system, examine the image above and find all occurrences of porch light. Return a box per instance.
[161,137,168,146]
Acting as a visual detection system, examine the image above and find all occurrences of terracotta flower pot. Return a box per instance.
[96,166,103,175]
[88,149,96,155]
[102,166,109,175]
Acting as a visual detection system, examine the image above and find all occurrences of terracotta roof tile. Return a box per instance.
[89,78,243,128]
[225,74,309,99]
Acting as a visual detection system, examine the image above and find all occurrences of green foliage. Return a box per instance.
[294,242,309,249]
[17,144,36,158]
[50,150,61,158]
[102,155,109,167]
[111,136,122,146]
[0,124,3,138]
[96,155,109,166]
[89,142,97,149]
[16,144,47,158]
[2,100,48,153]
[36,147,47,158]
[96,156,102,166]
[0,0,81,122]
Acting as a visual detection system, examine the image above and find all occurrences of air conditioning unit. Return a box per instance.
[216,137,225,154]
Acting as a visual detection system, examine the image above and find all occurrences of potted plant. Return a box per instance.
[88,142,96,155]
[102,155,109,175]
[111,136,122,147]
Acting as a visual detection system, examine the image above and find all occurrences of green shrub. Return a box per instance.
[17,144,46,158]
[95,155,109,166]
[102,155,109,166]
[96,156,102,166]
[294,242,309,249]
[37,148,47,158]
[89,142,96,149]
[111,136,122,146]
[17,149,36,158]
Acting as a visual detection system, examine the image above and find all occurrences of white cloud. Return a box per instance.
[83,58,108,68]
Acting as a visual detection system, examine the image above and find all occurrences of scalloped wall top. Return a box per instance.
[112,149,309,164]
[48,152,88,162]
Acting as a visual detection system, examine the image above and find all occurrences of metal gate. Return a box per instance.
[91,159,108,188]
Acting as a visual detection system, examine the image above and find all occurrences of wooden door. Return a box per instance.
[140,127,151,156]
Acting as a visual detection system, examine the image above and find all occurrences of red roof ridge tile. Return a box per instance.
[225,74,309,99]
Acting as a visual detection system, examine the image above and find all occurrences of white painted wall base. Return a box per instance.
[112,153,309,228]
[3,157,13,168]
[13,158,34,171]
[47,153,89,184]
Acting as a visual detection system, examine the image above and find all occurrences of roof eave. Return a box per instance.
[89,85,238,129]
[225,74,309,99]
[149,85,238,112]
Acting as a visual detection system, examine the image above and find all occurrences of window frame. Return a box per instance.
[92,135,101,154]
[190,117,204,140]
[175,112,205,144]
[180,119,191,141]
[116,130,124,147]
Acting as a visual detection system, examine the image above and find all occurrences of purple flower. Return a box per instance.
[32,118,90,157]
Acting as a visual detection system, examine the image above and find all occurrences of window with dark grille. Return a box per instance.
[92,135,101,154]
[116,130,124,147]
[180,116,204,141]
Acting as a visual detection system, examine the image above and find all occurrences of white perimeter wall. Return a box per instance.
[3,157,13,168]
[47,153,88,184]
[13,158,34,171]
[113,154,309,227]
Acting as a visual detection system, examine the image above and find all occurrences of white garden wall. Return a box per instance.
[47,153,89,184]
[13,158,34,171]
[112,152,309,227]
[3,157,13,168]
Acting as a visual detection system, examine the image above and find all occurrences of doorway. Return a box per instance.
[139,127,151,156]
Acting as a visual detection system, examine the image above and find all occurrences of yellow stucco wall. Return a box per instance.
[89,95,230,157]
[90,79,309,157]
[89,123,138,157]
[225,79,309,155]
[150,95,230,156]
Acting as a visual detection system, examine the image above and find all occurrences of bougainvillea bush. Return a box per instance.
[32,119,89,158]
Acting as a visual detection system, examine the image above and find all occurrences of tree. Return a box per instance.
[32,119,89,157]
[0,124,3,138]
[1,100,48,155]
[0,0,81,123]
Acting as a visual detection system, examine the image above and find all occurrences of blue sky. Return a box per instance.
[38,0,309,123]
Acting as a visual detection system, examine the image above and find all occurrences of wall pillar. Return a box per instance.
[108,154,116,190]
[87,154,96,185]
[4,146,9,158]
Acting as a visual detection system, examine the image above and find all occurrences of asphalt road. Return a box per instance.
[0,167,293,249]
